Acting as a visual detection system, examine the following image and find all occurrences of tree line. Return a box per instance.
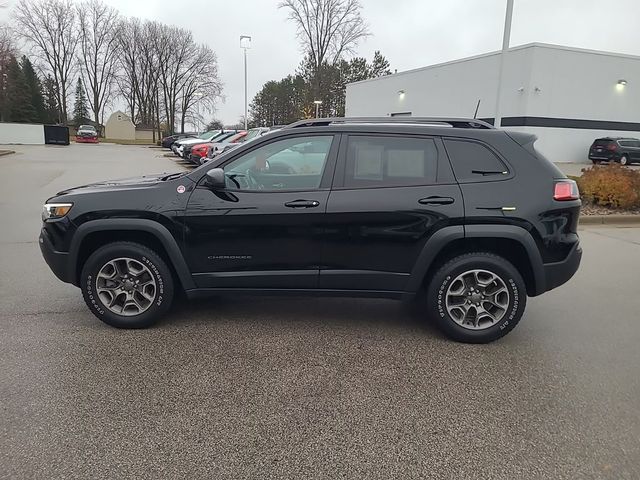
[0,0,222,137]
[248,0,391,127]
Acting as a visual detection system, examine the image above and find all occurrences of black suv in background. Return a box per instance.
[40,117,582,343]
[588,137,640,165]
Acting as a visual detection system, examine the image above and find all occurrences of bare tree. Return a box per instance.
[77,0,119,128]
[178,44,222,133]
[279,0,370,72]
[13,0,79,123]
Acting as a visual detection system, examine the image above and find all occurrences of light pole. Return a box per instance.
[494,0,514,128]
[313,100,322,118]
[240,35,251,130]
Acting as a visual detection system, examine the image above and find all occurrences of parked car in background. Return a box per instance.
[588,137,640,165]
[76,125,99,143]
[206,127,273,161]
[173,130,232,158]
[182,131,239,162]
[187,132,247,165]
[161,133,197,149]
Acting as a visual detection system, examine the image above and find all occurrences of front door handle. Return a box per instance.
[284,199,320,208]
[418,196,455,206]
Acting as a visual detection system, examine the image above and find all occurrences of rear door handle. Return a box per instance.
[418,196,455,206]
[284,199,320,208]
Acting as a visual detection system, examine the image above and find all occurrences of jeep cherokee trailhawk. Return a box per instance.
[40,117,582,343]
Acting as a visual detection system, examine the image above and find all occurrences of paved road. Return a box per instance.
[1,145,639,479]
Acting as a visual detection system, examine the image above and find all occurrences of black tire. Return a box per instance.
[426,252,527,343]
[80,242,174,328]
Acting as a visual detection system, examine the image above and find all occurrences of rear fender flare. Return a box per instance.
[406,224,545,295]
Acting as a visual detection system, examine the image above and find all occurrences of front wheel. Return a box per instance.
[80,242,174,328]
[427,252,527,343]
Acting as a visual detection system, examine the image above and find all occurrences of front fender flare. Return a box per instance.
[68,219,194,289]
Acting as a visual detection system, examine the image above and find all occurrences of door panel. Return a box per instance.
[320,134,464,291]
[320,185,463,290]
[184,189,328,288]
[183,133,338,289]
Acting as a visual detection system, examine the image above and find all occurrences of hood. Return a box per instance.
[176,137,211,147]
[55,173,177,196]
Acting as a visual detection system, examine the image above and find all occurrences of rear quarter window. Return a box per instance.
[443,139,509,183]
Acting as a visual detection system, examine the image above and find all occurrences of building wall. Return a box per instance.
[0,123,46,144]
[345,43,640,163]
[135,129,155,141]
[345,47,534,120]
[105,111,135,140]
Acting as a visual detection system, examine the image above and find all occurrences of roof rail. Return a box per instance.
[285,117,495,130]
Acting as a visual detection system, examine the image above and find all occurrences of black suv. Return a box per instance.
[40,118,582,343]
[588,137,640,165]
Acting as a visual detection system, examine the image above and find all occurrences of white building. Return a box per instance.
[345,43,640,163]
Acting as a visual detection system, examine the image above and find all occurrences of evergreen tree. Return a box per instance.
[73,78,89,125]
[5,55,38,123]
[42,75,60,124]
[20,56,46,123]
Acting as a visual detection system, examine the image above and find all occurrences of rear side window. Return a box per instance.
[618,141,631,147]
[344,135,438,188]
[443,139,508,182]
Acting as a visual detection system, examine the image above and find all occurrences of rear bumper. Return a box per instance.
[541,241,582,293]
[39,228,73,284]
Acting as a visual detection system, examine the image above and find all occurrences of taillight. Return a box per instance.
[554,180,580,201]
[606,143,617,151]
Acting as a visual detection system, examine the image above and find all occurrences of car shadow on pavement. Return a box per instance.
[167,295,444,338]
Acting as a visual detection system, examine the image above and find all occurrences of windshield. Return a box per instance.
[79,125,95,131]
[243,129,263,142]
[198,130,217,139]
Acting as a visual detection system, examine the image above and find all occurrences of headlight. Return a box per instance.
[42,203,73,220]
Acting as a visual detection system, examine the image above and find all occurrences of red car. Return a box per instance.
[76,125,99,143]
[189,131,247,165]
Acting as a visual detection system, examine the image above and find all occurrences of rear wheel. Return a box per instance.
[620,155,629,165]
[80,242,174,328]
[427,252,526,343]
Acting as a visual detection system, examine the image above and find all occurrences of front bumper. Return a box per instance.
[76,136,98,143]
[39,228,73,284]
[189,153,203,165]
[542,241,582,292]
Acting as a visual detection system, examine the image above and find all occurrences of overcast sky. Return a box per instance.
[3,0,640,124]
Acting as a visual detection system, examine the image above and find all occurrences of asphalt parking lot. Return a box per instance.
[1,144,639,479]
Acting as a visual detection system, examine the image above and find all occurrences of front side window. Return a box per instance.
[222,135,333,191]
[343,135,438,188]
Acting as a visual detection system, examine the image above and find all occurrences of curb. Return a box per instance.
[580,215,640,226]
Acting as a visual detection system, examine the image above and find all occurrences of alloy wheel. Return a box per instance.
[96,257,157,316]
[445,269,510,330]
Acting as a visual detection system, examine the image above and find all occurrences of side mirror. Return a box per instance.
[204,167,225,189]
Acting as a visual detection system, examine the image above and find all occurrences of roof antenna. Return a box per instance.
[473,99,481,119]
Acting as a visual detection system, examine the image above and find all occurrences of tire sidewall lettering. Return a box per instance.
[85,253,165,316]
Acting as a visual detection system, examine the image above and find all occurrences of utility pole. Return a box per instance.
[494,0,514,128]
[240,35,252,130]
